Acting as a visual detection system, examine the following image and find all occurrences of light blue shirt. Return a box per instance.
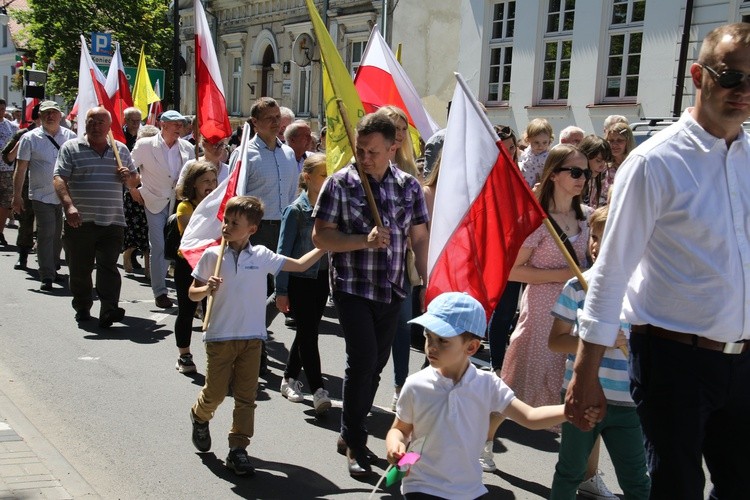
[243,134,298,220]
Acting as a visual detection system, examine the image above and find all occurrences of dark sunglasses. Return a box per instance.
[556,167,591,180]
[701,64,750,89]
[495,125,515,140]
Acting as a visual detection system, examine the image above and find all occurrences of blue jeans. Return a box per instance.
[392,284,414,388]
[630,331,750,499]
[145,205,170,297]
[335,290,402,449]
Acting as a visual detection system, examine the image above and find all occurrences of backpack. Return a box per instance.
[163,212,182,261]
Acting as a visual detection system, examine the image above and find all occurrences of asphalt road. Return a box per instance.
[0,224,627,499]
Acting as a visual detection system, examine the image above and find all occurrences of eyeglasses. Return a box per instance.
[700,64,750,89]
[556,167,591,180]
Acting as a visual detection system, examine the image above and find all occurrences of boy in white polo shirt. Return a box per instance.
[386,292,599,499]
[188,195,324,476]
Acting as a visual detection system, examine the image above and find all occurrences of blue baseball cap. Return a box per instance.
[408,292,487,338]
[160,110,188,123]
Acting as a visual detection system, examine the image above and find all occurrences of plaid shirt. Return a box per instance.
[313,163,429,303]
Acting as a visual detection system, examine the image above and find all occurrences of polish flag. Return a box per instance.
[146,81,163,125]
[76,35,125,142]
[354,27,439,141]
[180,123,251,268]
[104,42,134,127]
[195,0,231,144]
[23,97,40,127]
[426,74,546,318]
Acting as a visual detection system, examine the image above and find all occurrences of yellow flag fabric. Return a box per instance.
[132,46,160,117]
[306,0,365,173]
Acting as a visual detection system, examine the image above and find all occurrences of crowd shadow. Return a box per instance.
[497,419,561,454]
[79,310,172,344]
[195,452,394,498]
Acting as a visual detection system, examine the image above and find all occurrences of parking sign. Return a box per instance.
[91,32,112,56]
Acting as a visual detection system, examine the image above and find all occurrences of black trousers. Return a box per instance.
[63,223,123,317]
[335,290,402,449]
[174,255,205,349]
[283,270,330,391]
[630,331,750,499]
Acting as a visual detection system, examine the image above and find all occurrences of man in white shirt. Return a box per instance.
[565,23,750,499]
[131,110,195,308]
[12,101,75,290]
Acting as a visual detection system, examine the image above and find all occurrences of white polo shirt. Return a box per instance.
[192,243,285,342]
[396,364,515,499]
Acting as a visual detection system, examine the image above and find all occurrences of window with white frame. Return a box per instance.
[296,64,311,116]
[349,40,367,78]
[540,0,575,103]
[740,0,750,23]
[486,1,515,103]
[231,56,242,115]
[603,0,646,101]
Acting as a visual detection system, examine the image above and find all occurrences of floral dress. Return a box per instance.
[123,189,149,251]
[500,217,589,422]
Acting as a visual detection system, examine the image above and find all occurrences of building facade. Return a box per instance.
[178,0,750,137]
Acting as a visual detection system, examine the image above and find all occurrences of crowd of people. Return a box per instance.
[1,22,749,500]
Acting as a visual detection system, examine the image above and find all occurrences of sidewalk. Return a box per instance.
[0,390,98,499]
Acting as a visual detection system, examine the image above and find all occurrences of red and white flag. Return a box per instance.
[23,97,40,127]
[179,123,251,268]
[195,0,231,144]
[77,35,125,142]
[426,73,546,318]
[146,81,163,126]
[354,27,439,141]
[104,42,134,127]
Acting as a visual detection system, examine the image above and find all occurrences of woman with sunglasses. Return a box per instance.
[499,145,591,429]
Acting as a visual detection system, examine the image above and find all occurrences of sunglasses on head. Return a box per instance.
[556,167,591,180]
[495,125,515,140]
[701,64,750,89]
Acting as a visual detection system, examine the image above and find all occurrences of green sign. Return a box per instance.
[96,65,165,100]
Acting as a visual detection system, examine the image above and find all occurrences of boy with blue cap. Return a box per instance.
[386,292,599,499]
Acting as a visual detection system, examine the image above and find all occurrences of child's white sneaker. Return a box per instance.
[280,377,304,402]
[577,472,618,500]
[479,440,496,472]
[313,388,332,414]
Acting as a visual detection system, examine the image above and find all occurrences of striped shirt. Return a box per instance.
[54,137,136,227]
[243,134,298,220]
[313,163,429,303]
[551,270,633,405]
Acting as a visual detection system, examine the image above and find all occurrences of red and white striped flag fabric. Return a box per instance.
[146,81,163,126]
[179,123,251,268]
[354,26,439,141]
[425,73,546,318]
[76,35,125,142]
[104,42,134,127]
[195,0,231,144]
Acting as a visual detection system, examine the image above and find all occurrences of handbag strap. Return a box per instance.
[45,134,61,150]
[547,214,581,268]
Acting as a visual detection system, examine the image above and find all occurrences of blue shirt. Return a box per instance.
[243,134,298,220]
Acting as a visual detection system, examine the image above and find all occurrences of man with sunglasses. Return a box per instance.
[565,23,750,499]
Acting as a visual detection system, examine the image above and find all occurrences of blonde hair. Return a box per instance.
[606,122,636,160]
[588,205,609,233]
[376,105,418,177]
[525,118,554,142]
[297,152,326,193]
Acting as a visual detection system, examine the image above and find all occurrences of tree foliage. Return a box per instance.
[13,0,175,106]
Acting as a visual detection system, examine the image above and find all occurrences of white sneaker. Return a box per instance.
[577,472,618,500]
[479,440,496,472]
[280,377,305,402]
[313,388,332,414]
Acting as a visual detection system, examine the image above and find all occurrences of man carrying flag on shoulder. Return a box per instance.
[312,112,429,476]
